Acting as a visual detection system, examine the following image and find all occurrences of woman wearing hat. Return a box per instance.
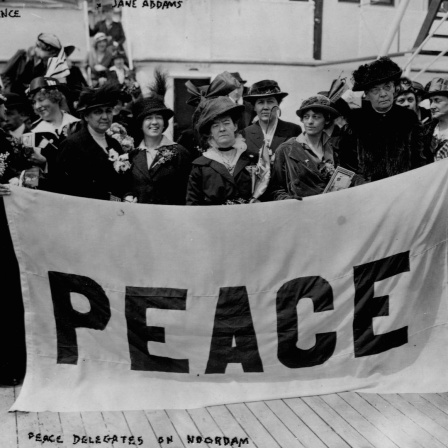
[422,77,448,162]
[269,95,340,200]
[85,32,114,87]
[124,73,191,205]
[186,96,256,205]
[395,78,431,124]
[27,76,80,189]
[54,83,128,201]
[242,80,302,161]
[338,57,426,182]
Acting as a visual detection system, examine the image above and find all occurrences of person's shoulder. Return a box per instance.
[243,122,260,134]
[191,155,210,166]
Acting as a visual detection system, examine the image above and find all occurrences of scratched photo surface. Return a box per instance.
[2,1,448,448]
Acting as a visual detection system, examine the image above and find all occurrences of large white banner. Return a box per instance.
[5,160,448,412]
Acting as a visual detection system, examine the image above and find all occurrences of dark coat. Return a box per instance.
[90,21,126,48]
[186,151,256,205]
[126,143,191,205]
[242,119,302,159]
[54,126,128,201]
[338,103,426,182]
[269,136,339,200]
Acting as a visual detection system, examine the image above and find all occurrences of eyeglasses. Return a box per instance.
[368,83,395,96]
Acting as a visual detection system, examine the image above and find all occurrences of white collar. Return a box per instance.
[138,134,174,151]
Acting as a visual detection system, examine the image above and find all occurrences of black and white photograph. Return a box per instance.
[2,1,448,447]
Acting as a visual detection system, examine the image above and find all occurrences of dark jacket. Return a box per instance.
[269,135,339,200]
[90,21,126,48]
[186,151,256,205]
[242,119,302,159]
[54,126,128,201]
[339,103,426,182]
[126,143,191,205]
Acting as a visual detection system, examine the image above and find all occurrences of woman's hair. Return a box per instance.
[32,88,69,112]
[300,108,334,127]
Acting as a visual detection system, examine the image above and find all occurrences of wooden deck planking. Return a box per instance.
[206,405,259,448]
[302,395,376,448]
[400,393,448,428]
[144,410,185,448]
[187,407,225,441]
[245,400,308,448]
[284,397,352,448]
[322,393,399,448]
[79,412,114,448]
[339,393,425,448]
[122,410,162,447]
[166,409,210,447]
[360,393,446,448]
[264,399,328,448]
[5,390,448,447]
[380,394,448,446]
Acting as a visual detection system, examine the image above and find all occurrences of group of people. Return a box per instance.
[1,54,448,385]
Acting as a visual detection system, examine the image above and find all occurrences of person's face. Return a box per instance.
[33,94,60,122]
[430,95,448,119]
[395,92,418,114]
[365,81,395,112]
[4,108,25,131]
[142,113,164,139]
[254,96,279,124]
[34,42,54,61]
[301,110,327,136]
[210,115,237,148]
[104,10,114,20]
[113,58,125,70]
[97,41,107,52]
[85,106,113,134]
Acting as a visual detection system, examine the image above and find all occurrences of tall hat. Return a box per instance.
[196,96,245,135]
[243,79,288,103]
[190,71,241,130]
[77,82,121,114]
[351,57,402,92]
[132,68,174,126]
[424,77,448,98]
[296,94,339,119]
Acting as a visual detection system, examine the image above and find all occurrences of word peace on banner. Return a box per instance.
[6,160,448,412]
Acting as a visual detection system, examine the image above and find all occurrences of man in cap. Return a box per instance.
[243,80,302,161]
[1,33,74,96]
[90,4,126,53]
[3,93,32,139]
[339,57,426,182]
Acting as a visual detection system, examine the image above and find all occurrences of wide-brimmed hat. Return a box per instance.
[352,57,402,92]
[296,95,339,118]
[230,72,246,85]
[28,76,62,96]
[36,33,75,58]
[77,83,121,114]
[132,96,174,125]
[196,96,245,135]
[424,77,448,98]
[243,80,288,103]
